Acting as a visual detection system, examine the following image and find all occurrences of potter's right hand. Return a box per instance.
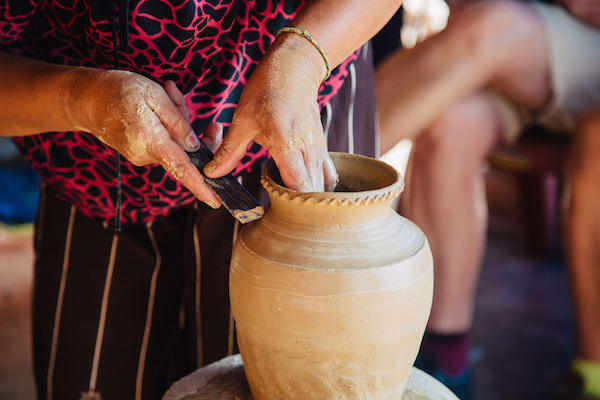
[202,33,338,193]
[72,69,221,208]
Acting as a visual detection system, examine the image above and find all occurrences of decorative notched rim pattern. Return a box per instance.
[261,153,405,206]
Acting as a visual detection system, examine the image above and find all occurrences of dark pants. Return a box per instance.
[33,43,377,400]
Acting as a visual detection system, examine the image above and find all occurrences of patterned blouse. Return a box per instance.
[1,0,358,223]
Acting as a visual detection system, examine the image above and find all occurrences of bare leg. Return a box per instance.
[404,93,500,331]
[376,0,549,152]
[380,1,553,331]
[565,110,600,362]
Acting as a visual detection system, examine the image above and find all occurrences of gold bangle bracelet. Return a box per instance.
[276,27,332,81]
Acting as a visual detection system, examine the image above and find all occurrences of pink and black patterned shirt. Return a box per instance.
[1,0,358,223]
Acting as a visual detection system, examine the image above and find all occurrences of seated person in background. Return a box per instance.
[376,0,600,398]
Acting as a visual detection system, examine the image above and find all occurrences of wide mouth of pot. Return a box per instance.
[262,152,403,203]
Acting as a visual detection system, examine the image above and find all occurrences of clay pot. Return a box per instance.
[229,152,433,400]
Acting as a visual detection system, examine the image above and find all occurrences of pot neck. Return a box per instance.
[266,193,397,226]
[261,152,404,226]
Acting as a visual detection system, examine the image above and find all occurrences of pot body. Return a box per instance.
[230,153,433,400]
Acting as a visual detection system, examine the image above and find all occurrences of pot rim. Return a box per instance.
[261,152,404,206]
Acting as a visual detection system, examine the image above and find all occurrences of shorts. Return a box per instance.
[491,2,600,143]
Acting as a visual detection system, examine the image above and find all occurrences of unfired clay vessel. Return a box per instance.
[230,152,434,400]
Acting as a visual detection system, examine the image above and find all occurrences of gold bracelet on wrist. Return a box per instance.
[276,27,332,81]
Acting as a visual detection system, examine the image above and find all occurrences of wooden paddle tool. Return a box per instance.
[187,141,264,224]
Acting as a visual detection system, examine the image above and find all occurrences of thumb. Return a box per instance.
[203,124,250,178]
[144,87,198,152]
[201,122,223,153]
[163,80,190,123]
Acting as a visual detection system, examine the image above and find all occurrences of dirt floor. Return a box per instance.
[472,235,574,399]
[0,228,574,400]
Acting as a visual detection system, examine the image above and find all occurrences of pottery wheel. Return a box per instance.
[163,355,458,400]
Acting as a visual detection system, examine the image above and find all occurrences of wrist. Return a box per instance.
[24,63,93,133]
[63,66,105,133]
[266,32,328,90]
[276,27,331,80]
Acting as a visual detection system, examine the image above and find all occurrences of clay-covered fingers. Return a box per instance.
[164,80,190,123]
[267,142,314,192]
[203,123,251,177]
[149,136,221,209]
[201,122,223,153]
[323,153,338,192]
[146,83,200,152]
[292,123,332,192]
[306,127,334,192]
[163,82,223,154]
[300,144,325,192]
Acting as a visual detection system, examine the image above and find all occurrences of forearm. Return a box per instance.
[291,0,402,67]
[0,52,86,136]
[266,0,402,85]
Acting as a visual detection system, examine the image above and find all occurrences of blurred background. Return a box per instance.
[0,137,39,399]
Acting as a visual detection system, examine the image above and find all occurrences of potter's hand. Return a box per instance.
[74,70,222,208]
[203,34,338,192]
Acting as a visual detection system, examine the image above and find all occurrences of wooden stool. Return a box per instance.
[163,354,459,400]
[487,127,569,256]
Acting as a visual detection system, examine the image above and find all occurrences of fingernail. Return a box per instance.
[207,200,220,209]
[185,133,200,151]
[203,162,217,175]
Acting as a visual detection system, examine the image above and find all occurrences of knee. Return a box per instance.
[412,113,462,168]
[452,1,542,60]
[457,1,538,35]
[413,97,498,168]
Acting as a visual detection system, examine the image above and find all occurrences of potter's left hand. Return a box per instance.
[203,34,337,192]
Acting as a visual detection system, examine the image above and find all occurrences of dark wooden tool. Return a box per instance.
[187,141,264,224]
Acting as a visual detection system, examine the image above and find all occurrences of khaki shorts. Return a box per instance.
[491,2,600,143]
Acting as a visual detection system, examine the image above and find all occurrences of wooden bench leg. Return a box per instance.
[518,171,560,256]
